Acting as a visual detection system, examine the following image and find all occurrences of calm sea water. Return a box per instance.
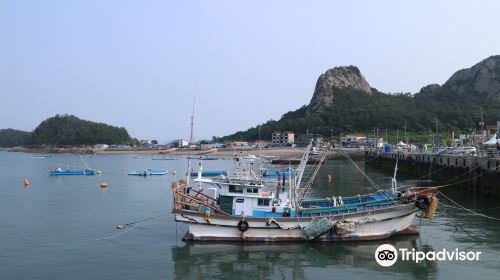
[1,151,499,280]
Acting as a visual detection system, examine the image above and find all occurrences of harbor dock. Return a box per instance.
[366,150,500,197]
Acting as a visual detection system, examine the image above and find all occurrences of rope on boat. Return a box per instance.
[437,201,483,243]
[94,213,166,241]
[95,191,169,241]
[438,192,500,221]
[402,175,482,190]
[336,148,390,198]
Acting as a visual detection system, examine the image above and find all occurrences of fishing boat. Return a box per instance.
[50,168,98,176]
[128,169,168,176]
[243,154,258,160]
[190,170,228,177]
[152,157,176,160]
[171,142,438,242]
[187,156,219,160]
[30,155,52,159]
[49,156,100,176]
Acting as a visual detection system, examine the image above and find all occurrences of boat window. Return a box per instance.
[229,185,243,193]
[246,187,258,194]
[235,198,244,203]
[258,198,270,206]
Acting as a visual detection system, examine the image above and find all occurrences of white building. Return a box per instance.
[272,131,295,146]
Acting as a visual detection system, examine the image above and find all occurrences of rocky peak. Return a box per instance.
[419,84,442,96]
[443,55,500,101]
[307,66,372,115]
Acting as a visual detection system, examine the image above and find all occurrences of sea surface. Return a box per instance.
[1,151,499,280]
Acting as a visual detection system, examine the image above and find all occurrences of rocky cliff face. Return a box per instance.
[418,83,442,96]
[443,55,500,101]
[307,66,372,115]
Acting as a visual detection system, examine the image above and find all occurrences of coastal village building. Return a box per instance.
[253,140,268,148]
[297,133,322,147]
[225,141,250,148]
[342,134,366,144]
[271,131,294,146]
[94,144,109,149]
[168,139,189,148]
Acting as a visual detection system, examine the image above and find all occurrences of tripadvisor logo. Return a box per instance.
[375,244,398,267]
[375,244,482,267]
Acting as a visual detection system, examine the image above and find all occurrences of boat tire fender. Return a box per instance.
[237,220,249,232]
[415,196,430,210]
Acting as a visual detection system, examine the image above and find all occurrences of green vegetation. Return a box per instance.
[28,114,132,146]
[220,87,500,142]
[0,114,135,147]
[0,129,31,147]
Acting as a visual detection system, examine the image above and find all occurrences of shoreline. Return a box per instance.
[2,146,365,158]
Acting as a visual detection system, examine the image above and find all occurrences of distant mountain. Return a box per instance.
[220,56,500,141]
[0,114,134,147]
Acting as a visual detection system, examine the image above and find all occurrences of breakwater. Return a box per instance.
[366,151,500,197]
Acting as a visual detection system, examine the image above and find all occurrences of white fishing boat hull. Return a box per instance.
[175,204,419,242]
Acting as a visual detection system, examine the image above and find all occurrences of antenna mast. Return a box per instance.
[190,96,196,145]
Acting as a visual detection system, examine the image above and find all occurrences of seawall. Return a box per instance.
[366,151,500,198]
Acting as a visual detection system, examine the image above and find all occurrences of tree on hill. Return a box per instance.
[0,129,31,147]
[27,114,133,146]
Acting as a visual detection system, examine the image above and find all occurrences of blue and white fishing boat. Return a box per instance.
[50,168,97,176]
[172,142,438,242]
[152,157,176,160]
[190,170,227,177]
[128,169,168,176]
[49,156,100,176]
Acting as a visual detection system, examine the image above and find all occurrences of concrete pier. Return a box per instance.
[366,151,500,197]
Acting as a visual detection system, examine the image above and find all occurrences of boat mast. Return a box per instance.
[391,159,398,194]
[186,95,196,187]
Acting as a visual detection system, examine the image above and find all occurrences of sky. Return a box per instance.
[1,0,499,142]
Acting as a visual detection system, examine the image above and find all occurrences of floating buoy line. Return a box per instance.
[95,191,169,241]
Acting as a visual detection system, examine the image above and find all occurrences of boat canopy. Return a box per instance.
[484,133,499,145]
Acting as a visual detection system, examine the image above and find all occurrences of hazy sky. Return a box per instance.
[1,0,499,142]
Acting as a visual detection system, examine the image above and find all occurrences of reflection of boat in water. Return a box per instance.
[128,169,168,176]
[172,142,438,242]
[171,236,438,279]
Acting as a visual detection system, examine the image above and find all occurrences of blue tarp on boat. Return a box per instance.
[262,170,292,178]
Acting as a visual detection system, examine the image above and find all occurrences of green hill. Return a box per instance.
[0,114,134,147]
[0,129,31,147]
[28,114,132,146]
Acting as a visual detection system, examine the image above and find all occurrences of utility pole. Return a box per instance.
[404,123,408,144]
[479,106,484,150]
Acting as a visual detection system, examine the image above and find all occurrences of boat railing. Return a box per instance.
[171,180,231,216]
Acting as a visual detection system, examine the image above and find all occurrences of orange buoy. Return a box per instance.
[327,174,332,183]
[23,179,30,187]
[100,182,108,188]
